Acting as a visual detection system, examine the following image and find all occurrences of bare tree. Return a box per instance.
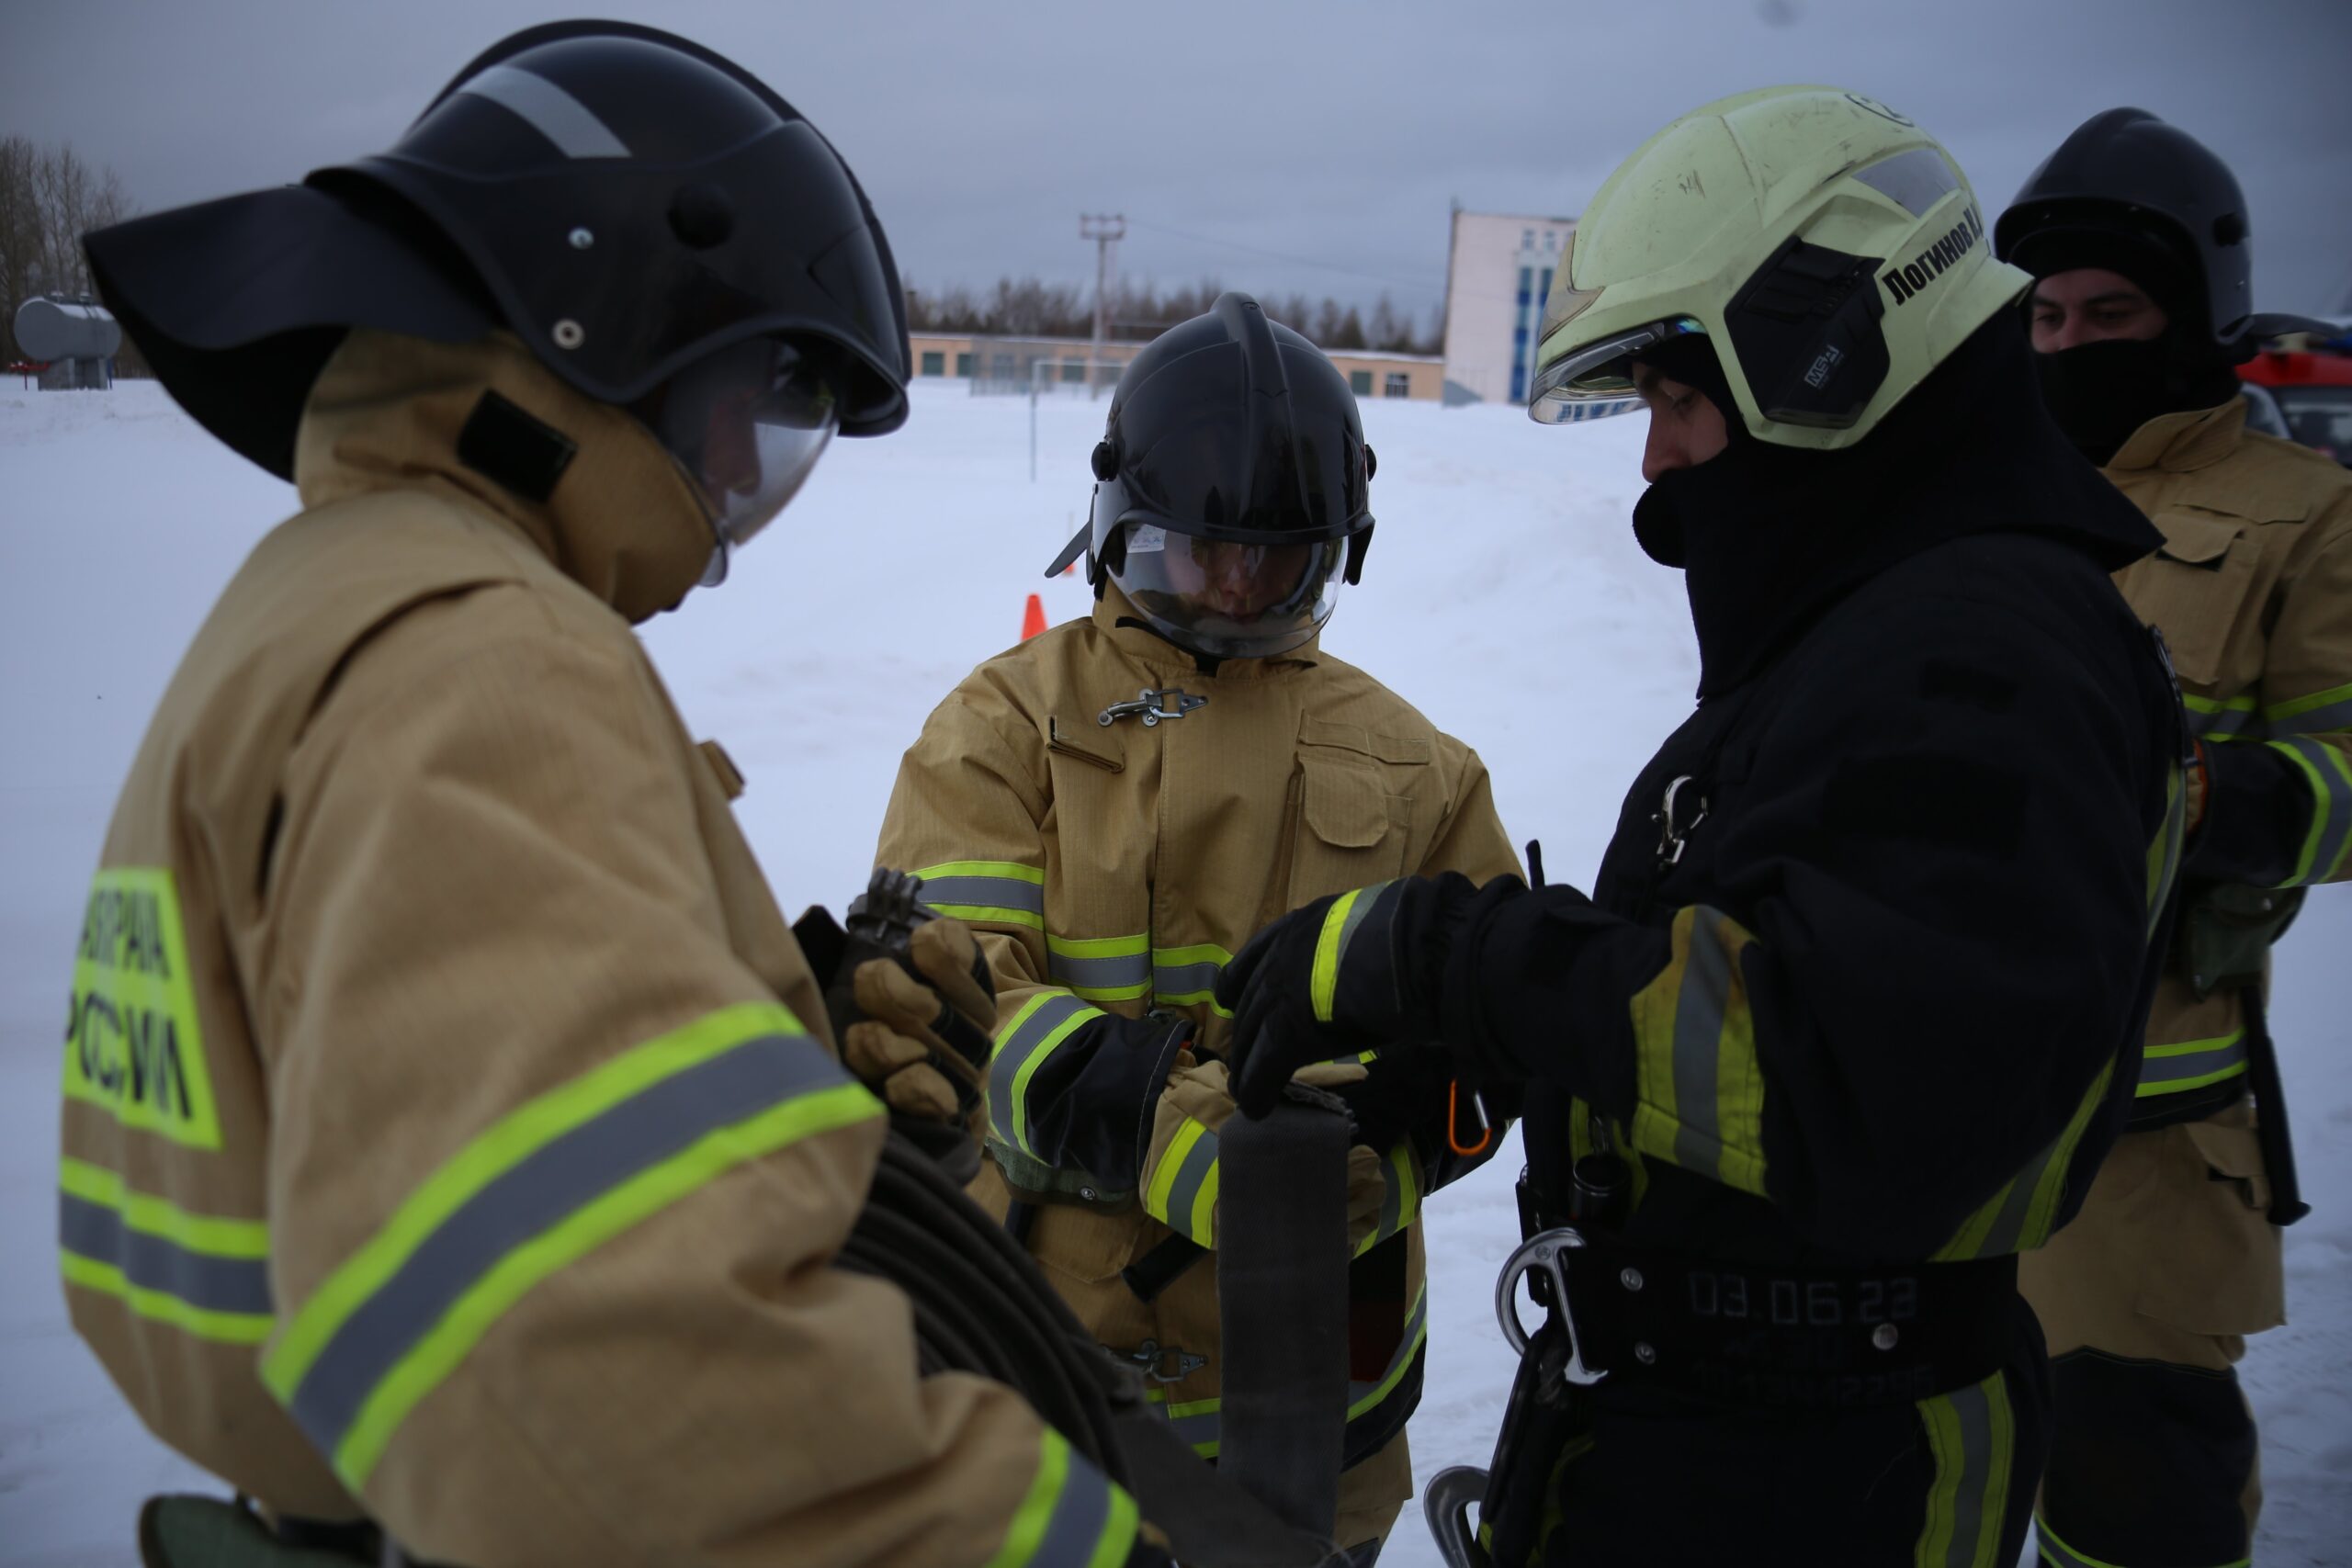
[2,136,138,366]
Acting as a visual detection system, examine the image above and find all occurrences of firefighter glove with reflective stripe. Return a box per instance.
[1219,872,1489,1119]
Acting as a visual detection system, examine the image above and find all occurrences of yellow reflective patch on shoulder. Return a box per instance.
[63,868,222,1150]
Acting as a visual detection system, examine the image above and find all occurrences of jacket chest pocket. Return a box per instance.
[2129,513,2262,689]
[1044,716,1143,897]
[1287,752,1415,907]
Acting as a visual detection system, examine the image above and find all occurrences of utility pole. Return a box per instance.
[1080,213,1125,395]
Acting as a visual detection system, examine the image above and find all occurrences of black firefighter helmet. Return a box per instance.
[1995,107,2333,355]
[1048,291,1376,660]
[84,20,910,580]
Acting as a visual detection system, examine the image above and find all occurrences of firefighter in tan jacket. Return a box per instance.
[1998,111,2352,1568]
[876,296,1522,1561]
[64,25,1141,1568]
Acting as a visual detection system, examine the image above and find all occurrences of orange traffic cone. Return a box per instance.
[1021,592,1047,641]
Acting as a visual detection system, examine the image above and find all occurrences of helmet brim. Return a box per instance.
[83,185,498,479]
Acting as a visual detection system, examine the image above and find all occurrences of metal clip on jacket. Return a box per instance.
[1099,687,1207,728]
[1653,774,1708,867]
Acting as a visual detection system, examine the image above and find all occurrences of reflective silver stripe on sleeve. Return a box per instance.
[989,993,1101,1153]
[2136,1030,2249,1097]
[58,1192,272,1316]
[2269,735,2352,886]
[1046,947,1151,995]
[1027,1448,1118,1567]
[1154,1122,1221,1246]
[456,64,630,159]
[282,1034,841,1463]
[1967,1154,2048,1263]
[1153,956,1223,998]
[2185,700,2256,740]
[1669,909,1736,1178]
[2265,681,2352,738]
[1930,1377,2000,1568]
[915,876,1046,919]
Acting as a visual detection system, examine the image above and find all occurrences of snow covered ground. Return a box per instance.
[2,379,2346,1564]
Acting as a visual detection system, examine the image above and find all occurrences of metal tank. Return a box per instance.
[13,295,120,389]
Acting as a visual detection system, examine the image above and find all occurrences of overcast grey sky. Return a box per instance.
[10,0,2350,329]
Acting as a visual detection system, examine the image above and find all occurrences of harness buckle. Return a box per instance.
[1098,687,1208,728]
[1496,1226,1609,1388]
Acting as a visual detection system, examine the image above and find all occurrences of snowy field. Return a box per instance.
[3,378,2346,1564]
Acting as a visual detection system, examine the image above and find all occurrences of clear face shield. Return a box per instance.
[1528,315,1711,424]
[1110,522,1351,660]
[632,336,841,586]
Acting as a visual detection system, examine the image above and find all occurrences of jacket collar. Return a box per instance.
[2107,396,2246,477]
[292,330,713,623]
[1087,582,1322,683]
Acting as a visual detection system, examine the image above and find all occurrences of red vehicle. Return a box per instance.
[2239,344,2352,467]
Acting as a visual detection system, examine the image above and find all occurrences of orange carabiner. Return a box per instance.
[1448,1077,1493,1157]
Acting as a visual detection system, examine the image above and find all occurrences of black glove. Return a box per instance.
[1216,874,1481,1119]
[1327,1046,1454,1153]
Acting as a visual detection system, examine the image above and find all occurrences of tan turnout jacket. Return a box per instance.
[2105,398,2352,1099]
[2020,397,2352,1455]
[875,591,1521,1540]
[60,330,1135,1567]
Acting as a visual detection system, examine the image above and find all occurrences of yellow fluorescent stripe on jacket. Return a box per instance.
[1143,1116,1223,1246]
[912,860,1049,931]
[59,1156,268,1258]
[1355,1141,1421,1258]
[261,1000,876,1490]
[1627,906,1769,1199]
[1914,1370,2016,1568]
[980,1427,1139,1568]
[1144,1118,1419,1256]
[1045,931,1153,1002]
[2263,676,2352,736]
[2266,736,2352,886]
[58,1156,275,1345]
[989,991,1107,1156]
[1933,1059,2115,1261]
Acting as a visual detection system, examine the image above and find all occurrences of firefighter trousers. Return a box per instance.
[1529,1304,2052,1565]
[2018,1101,2283,1568]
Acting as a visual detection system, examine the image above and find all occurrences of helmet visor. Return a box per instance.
[1529,315,1709,424]
[1112,522,1348,660]
[633,335,839,583]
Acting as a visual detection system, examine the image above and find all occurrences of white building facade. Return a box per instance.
[1440,209,1577,407]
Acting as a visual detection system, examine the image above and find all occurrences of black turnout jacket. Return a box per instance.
[1447,321,2182,1270]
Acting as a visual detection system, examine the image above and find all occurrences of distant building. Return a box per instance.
[1441,209,1576,407]
[907,332,1443,401]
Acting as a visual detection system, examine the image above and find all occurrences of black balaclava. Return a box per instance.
[2011,226,2245,465]
[1628,314,2160,699]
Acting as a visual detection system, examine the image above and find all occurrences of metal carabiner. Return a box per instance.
[1422,1465,1494,1568]
[1097,687,1208,728]
[1495,1226,1609,1387]
[1653,773,1709,867]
